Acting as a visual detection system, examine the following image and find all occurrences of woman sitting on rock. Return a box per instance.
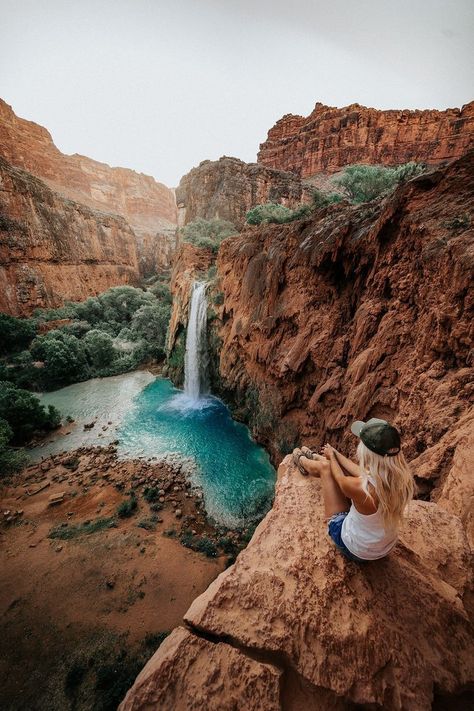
[293,418,414,562]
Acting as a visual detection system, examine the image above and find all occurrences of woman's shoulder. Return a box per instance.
[352,479,379,515]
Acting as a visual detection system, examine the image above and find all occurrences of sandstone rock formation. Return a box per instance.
[0,157,138,315]
[0,98,177,272]
[166,242,215,355]
[120,457,473,710]
[258,101,474,177]
[119,626,281,711]
[212,152,473,539]
[176,156,310,229]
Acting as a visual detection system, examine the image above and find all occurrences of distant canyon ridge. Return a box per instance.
[0,97,472,314]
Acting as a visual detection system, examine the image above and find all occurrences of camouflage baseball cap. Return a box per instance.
[350,417,401,456]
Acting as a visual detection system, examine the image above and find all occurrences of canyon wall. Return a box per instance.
[0,157,139,316]
[168,152,474,540]
[258,101,474,177]
[176,156,310,229]
[0,98,177,272]
[214,153,474,533]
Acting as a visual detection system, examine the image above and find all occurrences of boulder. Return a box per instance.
[121,457,473,710]
[119,627,281,711]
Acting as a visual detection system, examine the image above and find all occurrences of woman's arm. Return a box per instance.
[327,449,362,498]
[332,449,361,478]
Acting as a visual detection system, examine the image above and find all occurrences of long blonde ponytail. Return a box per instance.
[356,441,414,530]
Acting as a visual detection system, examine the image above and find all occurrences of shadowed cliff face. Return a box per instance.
[176,156,310,229]
[215,153,473,536]
[0,157,139,315]
[0,98,177,272]
[258,101,474,177]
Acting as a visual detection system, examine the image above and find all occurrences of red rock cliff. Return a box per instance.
[0,157,139,316]
[176,156,310,229]
[0,98,177,271]
[258,101,474,177]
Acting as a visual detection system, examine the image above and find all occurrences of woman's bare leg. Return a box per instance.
[299,455,351,518]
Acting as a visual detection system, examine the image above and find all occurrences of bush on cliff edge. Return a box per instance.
[335,162,425,203]
[180,218,237,252]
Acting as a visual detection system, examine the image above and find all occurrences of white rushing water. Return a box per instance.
[184,281,209,400]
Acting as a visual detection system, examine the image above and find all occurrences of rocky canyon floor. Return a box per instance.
[0,445,250,711]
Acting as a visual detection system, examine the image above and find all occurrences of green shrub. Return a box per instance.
[0,381,60,444]
[394,161,426,183]
[195,536,218,557]
[137,517,157,531]
[246,202,294,225]
[217,536,238,555]
[246,202,314,225]
[117,496,138,518]
[311,189,344,209]
[211,291,224,306]
[335,162,425,203]
[143,487,159,503]
[163,528,177,538]
[180,530,218,557]
[181,218,237,252]
[48,517,116,539]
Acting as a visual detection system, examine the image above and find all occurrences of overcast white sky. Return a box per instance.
[1,0,472,186]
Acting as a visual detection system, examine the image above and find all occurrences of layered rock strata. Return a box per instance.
[0,98,177,271]
[176,156,310,229]
[258,101,474,177]
[166,242,215,354]
[120,457,473,710]
[0,157,139,315]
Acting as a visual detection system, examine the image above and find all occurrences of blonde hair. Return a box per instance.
[356,441,414,531]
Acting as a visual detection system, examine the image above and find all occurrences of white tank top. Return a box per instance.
[341,477,397,560]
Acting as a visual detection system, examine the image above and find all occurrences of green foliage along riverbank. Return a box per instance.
[0,381,60,474]
[0,280,172,392]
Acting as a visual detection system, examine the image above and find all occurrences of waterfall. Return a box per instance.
[184,281,209,400]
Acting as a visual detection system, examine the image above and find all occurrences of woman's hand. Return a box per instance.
[321,443,336,460]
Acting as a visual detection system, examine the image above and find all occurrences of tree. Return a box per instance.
[181,218,237,251]
[0,418,28,475]
[0,313,37,355]
[31,331,90,387]
[0,381,60,444]
[83,329,116,369]
[131,303,171,358]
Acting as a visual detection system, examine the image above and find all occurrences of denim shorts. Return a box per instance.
[327,511,367,563]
